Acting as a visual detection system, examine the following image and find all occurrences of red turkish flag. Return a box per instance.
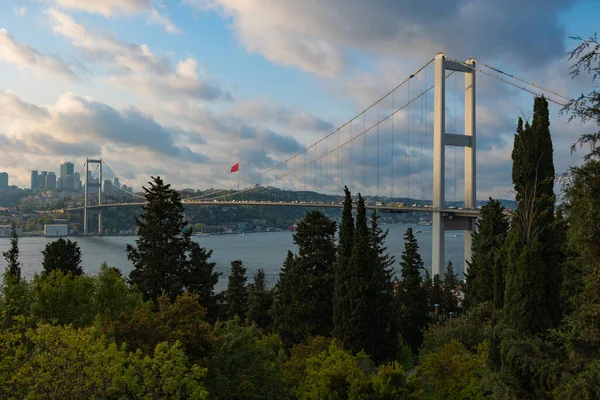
[230,163,239,173]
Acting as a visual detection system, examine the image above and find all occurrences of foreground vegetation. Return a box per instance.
[2,35,600,398]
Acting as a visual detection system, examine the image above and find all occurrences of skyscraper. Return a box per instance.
[38,171,47,190]
[59,162,76,190]
[46,172,57,189]
[0,172,8,189]
[60,162,74,179]
[31,170,38,190]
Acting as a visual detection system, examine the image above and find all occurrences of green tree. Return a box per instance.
[420,340,490,399]
[334,195,399,363]
[110,292,216,362]
[504,97,560,335]
[442,261,460,316]
[333,186,354,341]
[2,222,20,280]
[562,34,600,161]
[226,260,248,320]
[127,176,194,301]
[186,243,221,322]
[247,269,273,332]
[206,320,289,400]
[32,270,96,326]
[463,198,509,309]
[271,211,336,345]
[42,238,83,277]
[0,323,209,399]
[398,228,428,353]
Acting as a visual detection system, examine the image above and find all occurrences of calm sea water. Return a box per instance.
[0,223,465,291]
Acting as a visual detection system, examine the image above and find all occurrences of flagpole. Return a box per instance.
[237,166,240,191]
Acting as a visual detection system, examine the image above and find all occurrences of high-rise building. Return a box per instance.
[46,172,57,189]
[114,177,120,188]
[0,172,8,189]
[60,162,74,179]
[31,171,38,190]
[104,179,114,195]
[38,171,47,190]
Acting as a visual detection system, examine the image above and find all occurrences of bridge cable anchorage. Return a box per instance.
[447,58,570,107]
[182,58,436,203]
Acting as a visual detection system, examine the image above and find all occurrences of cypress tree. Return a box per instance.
[271,211,336,345]
[442,261,460,316]
[505,97,560,334]
[398,228,428,353]
[186,243,221,322]
[333,186,354,340]
[431,274,442,314]
[463,198,509,309]
[3,223,21,280]
[333,196,398,362]
[127,176,194,301]
[225,260,248,320]
[247,269,273,332]
[270,251,301,344]
[42,238,83,277]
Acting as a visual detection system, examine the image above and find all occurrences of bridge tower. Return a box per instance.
[432,53,476,277]
[83,158,103,235]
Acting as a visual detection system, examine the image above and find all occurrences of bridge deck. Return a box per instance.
[58,200,480,217]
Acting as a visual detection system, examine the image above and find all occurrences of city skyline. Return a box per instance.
[0,1,599,198]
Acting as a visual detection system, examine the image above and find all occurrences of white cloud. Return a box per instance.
[0,28,76,78]
[44,0,180,34]
[185,0,579,78]
[13,6,27,17]
[44,0,153,16]
[147,8,181,34]
[46,9,226,101]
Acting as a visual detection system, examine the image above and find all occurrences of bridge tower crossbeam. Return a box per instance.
[432,53,477,278]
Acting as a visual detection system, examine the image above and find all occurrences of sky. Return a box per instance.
[0,0,599,200]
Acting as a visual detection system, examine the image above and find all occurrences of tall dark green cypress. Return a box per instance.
[367,210,399,362]
[398,228,428,353]
[463,198,509,310]
[225,260,248,320]
[505,97,560,334]
[442,261,460,316]
[3,223,21,280]
[246,269,273,331]
[271,211,336,345]
[338,194,371,354]
[333,196,398,362]
[333,186,354,340]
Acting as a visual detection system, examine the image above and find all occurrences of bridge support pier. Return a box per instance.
[83,158,103,235]
[432,53,477,278]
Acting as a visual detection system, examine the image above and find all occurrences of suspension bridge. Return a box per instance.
[52,53,570,277]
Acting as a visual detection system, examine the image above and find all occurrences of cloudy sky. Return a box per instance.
[0,0,598,201]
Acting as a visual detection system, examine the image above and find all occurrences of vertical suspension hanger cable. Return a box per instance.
[351,120,355,195]
[377,100,380,198]
[420,77,424,202]
[338,128,341,193]
[406,78,410,200]
[391,90,395,200]
[363,112,366,191]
